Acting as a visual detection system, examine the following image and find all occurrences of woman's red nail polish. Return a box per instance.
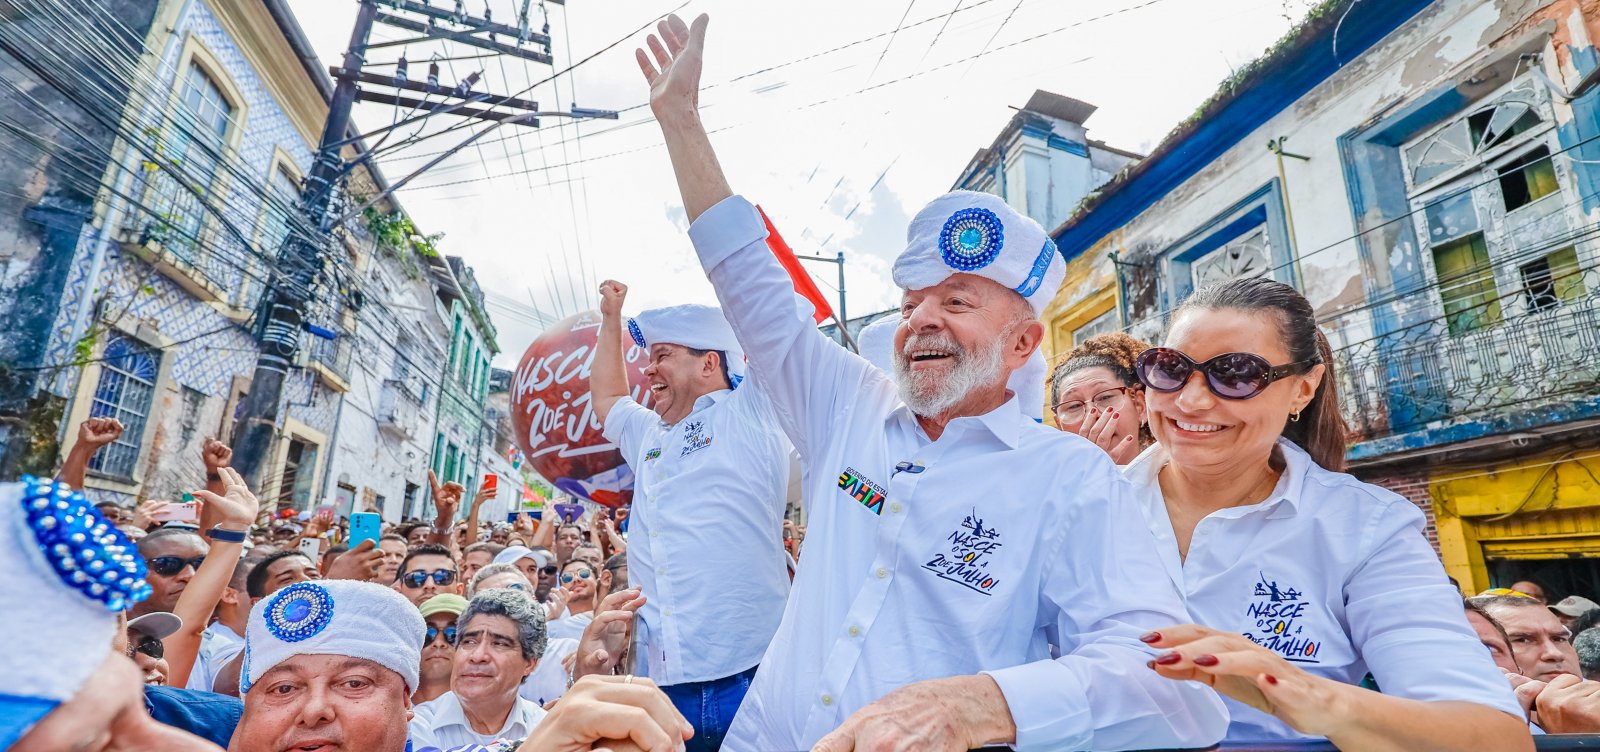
[1193,654,1219,667]
[1154,652,1182,665]
[1146,660,1157,670]
[1264,674,1279,685]
[1139,631,1161,643]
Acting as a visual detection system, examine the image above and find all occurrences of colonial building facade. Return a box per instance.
[1046,0,1600,595]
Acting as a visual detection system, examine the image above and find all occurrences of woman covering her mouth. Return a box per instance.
[1129,277,1531,750]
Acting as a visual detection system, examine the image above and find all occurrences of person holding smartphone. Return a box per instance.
[591,280,794,751]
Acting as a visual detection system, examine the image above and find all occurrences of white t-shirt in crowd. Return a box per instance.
[408,690,546,749]
[520,637,579,706]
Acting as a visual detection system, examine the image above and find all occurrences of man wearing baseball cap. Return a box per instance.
[417,593,470,703]
[1552,595,1600,627]
[636,14,1226,751]
[591,281,794,750]
[1,476,218,751]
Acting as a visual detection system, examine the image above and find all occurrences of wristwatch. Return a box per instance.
[207,526,249,543]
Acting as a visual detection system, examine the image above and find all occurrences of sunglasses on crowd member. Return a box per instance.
[1053,387,1131,421]
[540,565,558,576]
[1135,347,1321,401]
[148,555,207,576]
[401,569,458,588]
[130,634,164,660]
[560,568,594,584]
[425,625,458,646]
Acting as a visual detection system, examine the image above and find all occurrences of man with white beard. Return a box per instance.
[635,14,1227,752]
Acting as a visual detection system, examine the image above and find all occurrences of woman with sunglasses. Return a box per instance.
[1133,277,1529,750]
[547,558,600,641]
[1049,332,1154,464]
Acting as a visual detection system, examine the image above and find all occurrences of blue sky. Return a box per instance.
[285,0,1322,365]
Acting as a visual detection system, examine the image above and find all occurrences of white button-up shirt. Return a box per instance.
[1126,438,1524,741]
[185,623,243,692]
[603,383,791,686]
[687,195,1227,752]
[520,636,579,706]
[408,690,547,749]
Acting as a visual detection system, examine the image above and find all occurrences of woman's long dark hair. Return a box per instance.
[1176,277,1349,471]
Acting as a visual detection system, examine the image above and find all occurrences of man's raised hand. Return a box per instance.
[598,280,628,318]
[78,417,124,448]
[636,14,709,115]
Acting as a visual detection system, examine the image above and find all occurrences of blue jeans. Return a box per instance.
[660,665,758,752]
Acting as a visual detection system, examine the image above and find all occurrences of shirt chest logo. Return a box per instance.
[643,447,662,461]
[1244,572,1322,663]
[836,466,887,514]
[680,420,712,457]
[921,509,1003,596]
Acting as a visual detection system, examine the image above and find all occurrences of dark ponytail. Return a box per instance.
[1177,277,1350,471]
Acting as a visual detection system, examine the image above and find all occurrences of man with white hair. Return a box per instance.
[636,14,1227,751]
[590,281,793,750]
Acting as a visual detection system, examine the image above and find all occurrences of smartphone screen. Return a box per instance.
[152,501,200,523]
[481,475,498,493]
[349,512,382,548]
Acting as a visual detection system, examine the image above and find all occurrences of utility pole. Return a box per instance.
[230,0,616,488]
[229,1,379,489]
[797,251,855,352]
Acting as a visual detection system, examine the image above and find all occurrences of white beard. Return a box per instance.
[892,329,1007,418]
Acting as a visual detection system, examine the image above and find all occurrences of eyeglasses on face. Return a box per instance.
[425,625,458,646]
[148,555,207,576]
[402,569,458,588]
[1053,386,1131,421]
[560,569,594,584]
[130,634,165,660]
[1135,347,1320,401]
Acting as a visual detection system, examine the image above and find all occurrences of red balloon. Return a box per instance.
[509,310,652,507]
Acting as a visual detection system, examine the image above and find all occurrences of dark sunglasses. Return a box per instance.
[540,565,559,576]
[130,634,165,660]
[1136,347,1320,401]
[425,625,458,646]
[148,555,206,576]
[560,569,594,584]
[401,569,458,588]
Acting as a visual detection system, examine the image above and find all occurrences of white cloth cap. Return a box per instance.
[493,545,552,569]
[0,478,150,747]
[855,315,1050,420]
[892,191,1064,317]
[241,579,424,694]
[627,304,747,381]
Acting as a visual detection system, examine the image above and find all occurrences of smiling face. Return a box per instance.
[560,561,596,602]
[136,533,208,615]
[1147,308,1322,477]
[892,274,1039,419]
[450,614,537,706]
[231,654,412,752]
[13,651,217,752]
[642,343,724,424]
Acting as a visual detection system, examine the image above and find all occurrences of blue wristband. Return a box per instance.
[207,526,248,543]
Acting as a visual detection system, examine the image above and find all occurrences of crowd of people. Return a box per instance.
[9,11,1600,752]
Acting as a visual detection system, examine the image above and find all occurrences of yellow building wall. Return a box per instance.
[1430,449,1600,592]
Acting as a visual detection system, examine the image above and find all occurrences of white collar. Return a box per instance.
[657,388,732,429]
[890,391,1024,450]
[1124,438,1309,520]
[432,690,536,735]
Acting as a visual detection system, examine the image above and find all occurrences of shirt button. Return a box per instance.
[848,626,860,636]
[890,503,902,514]
[650,530,659,538]
[656,567,664,575]
[876,568,887,578]
[821,694,833,706]
[664,608,673,617]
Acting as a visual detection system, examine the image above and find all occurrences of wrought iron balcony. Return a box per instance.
[118,160,271,314]
[1332,257,1600,448]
